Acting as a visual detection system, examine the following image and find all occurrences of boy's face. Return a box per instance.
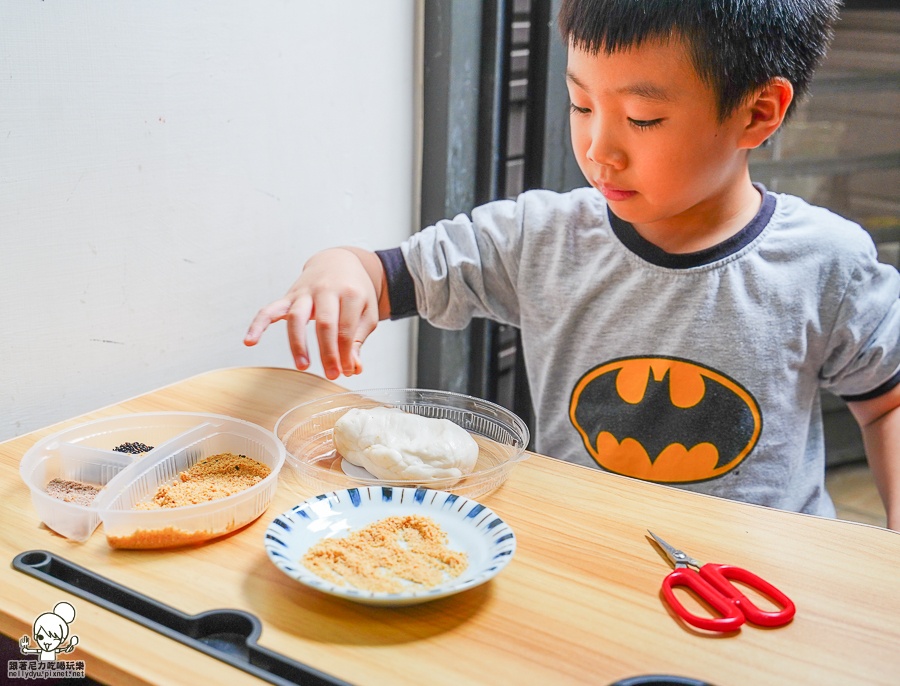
[566,38,754,240]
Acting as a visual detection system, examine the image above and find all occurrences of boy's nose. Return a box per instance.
[586,128,626,170]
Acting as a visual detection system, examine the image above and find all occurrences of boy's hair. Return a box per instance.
[558,0,841,122]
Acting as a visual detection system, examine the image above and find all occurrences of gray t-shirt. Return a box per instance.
[383,187,900,517]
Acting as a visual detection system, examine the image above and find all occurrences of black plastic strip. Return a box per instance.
[606,677,716,686]
[13,550,352,686]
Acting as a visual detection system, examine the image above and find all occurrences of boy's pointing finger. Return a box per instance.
[244,298,292,345]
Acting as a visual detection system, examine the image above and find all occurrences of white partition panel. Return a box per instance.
[0,1,419,441]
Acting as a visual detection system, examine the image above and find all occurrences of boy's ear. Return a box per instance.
[738,77,794,149]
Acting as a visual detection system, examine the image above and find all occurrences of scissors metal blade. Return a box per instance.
[647,530,703,569]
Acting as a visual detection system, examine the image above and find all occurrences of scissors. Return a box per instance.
[648,530,795,632]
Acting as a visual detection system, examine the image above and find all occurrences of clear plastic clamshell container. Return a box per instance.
[19,412,285,548]
[276,388,530,499]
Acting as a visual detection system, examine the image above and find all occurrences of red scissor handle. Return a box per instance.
[699,563,796,627]
[661,568,745,632]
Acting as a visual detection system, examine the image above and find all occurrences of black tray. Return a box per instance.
[13,550,351,686]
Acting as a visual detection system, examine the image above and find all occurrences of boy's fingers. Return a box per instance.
[350,309,379,375]
[313,295,342,380]
[337,295,369,376]
[244,299,291,346]
[285,296,314,369]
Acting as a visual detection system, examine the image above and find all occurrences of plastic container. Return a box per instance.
[19,412,285,548]
[275,388,530,499]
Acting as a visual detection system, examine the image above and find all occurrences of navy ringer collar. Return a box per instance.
[608,185,776,269]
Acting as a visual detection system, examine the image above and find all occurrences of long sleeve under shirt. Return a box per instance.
[376,187,900,517]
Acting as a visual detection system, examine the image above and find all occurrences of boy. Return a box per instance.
[245,0,900,530]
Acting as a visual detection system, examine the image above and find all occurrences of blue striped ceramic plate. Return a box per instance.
[264,486,516,606]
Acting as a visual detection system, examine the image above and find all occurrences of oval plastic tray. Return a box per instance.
[19,412,285,548]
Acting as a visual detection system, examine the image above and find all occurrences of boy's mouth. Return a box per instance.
[597,183,636,202]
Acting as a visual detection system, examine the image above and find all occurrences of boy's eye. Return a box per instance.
[628,118,663,130]
[569,103,590,115]
[35,633,43,641]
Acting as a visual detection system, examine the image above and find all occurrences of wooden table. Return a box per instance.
[2,367,898,686]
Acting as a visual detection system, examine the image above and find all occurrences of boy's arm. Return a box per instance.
[847,383,900,531]
[244,247,391,380]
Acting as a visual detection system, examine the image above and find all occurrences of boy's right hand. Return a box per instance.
[244,247,390,380]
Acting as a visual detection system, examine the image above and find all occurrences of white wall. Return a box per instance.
[0,1,419,441]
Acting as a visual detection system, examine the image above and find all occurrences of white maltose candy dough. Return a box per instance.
[333,406,479,481]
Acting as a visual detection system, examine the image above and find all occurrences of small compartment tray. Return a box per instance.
[19,412,285,547]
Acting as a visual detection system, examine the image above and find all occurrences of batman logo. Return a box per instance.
[569,357,761,483]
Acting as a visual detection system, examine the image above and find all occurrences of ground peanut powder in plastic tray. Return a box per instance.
[301,514,468,593]
[106,452,271,549]
[136,452,270,509]
[107,525,235,549]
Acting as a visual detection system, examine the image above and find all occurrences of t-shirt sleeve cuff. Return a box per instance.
[841,368,900,402]
[375,247,418,320]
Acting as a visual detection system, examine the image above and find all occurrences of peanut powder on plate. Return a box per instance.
[301,514,468,593]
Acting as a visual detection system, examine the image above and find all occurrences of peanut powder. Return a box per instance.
[136,452,270,509]
[301,514,468,593]
[106,452,271,549]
